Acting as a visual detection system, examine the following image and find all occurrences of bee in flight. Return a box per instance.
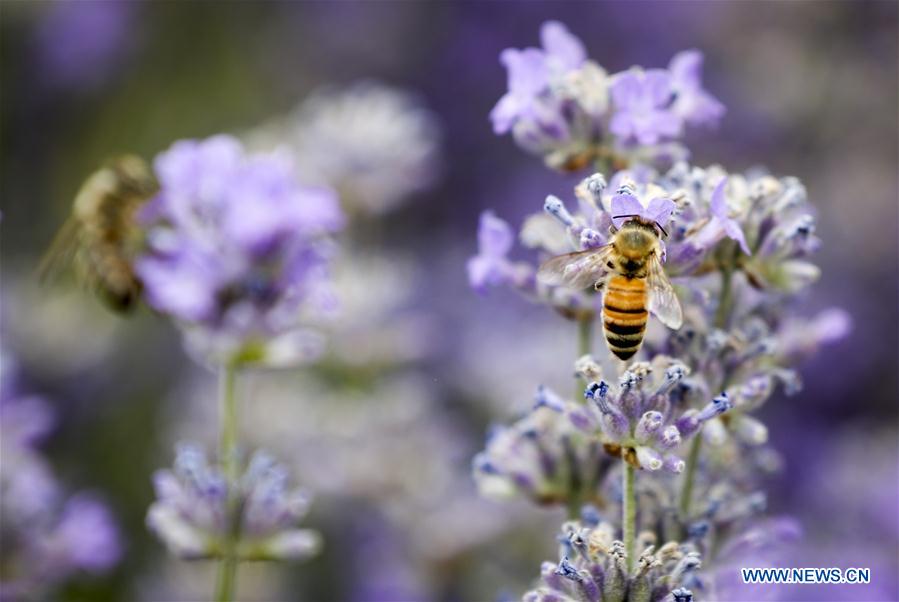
[39,155,158,312]
[538,197,682,360]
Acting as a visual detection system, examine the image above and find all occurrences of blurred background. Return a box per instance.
[1,2,897,601]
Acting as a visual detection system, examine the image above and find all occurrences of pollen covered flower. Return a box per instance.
[147,443,320,562]
[136,135,344,366]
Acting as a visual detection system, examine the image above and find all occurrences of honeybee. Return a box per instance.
[39,155,158,312]
[538,216,682,360]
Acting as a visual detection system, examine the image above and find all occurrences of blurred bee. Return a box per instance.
[39,155,158,312]
[538,216,682,360]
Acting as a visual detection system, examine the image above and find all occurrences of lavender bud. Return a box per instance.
[584,381,609,406]
[534,385,566,412]
[585,173,607,200]
[670,587,694,602]
[664,454,686,474]
[695,393,733,422]
[544,195,575,227]
[555,556,582,581]
[635,446,663,471]
[580,228,604,249]
[656,362,689,396]
[658,425,682,449]
[635,411,664,441]
[732,415,769,445]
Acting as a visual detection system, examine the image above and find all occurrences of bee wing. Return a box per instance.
[647,251,683,329]
[538,246,614,291]
[37,218,80,284]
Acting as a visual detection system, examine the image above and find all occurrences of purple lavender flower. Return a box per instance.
[490,22,728,172]
[472,386,615,507]
[0,354,121,597]
[466,205,600,321]
[136,135,344,366]
[32,0,136,93]
[690,177,750,255]
[490,21,588,135]
[610,68,682,146]
[524,519,701,602]
[574,356,730,473]
[490,47,553,136]
[668,50,725,127]
[610,188,676,230]
[467,210,516,293]
[37,494,122,574]
[490,22,611,171]
[147,443,320,561]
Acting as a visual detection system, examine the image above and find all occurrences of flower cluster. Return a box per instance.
[470,20,849,602]
[0,350,120,598]
[473,385,615,507]
[524,519,701,602]
[491,22,723,171]
[573,356,732,473]
[247,81,442,216]
[147,443,320,562]
[136,135,344,366]
[472,355,735,507]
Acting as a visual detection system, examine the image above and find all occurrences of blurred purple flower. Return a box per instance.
[0,351,121,597]
[669,50,726,127]
[136,135,344,366]
[147,443,320,561]
[610,68,682,146]
[490,47,550,135]
[33,0,136,92]
[490,21,586,135]
[41,494,122,573]
[467,211,515,293]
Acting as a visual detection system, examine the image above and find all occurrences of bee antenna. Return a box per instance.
[656,222,669,237]
[611,214,639,220]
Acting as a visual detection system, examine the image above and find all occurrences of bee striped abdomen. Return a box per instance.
[602,274,648,360]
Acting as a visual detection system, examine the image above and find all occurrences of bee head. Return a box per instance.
[612,214,668,238]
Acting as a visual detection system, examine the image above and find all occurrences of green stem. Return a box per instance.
[566,495,581,521]
[622,459,636,574]
[714,255,734,330]
[575,316,593,402]
[215,364,239,602]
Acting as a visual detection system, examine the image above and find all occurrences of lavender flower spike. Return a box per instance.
[147,443,321,562]
[136,135,344,366]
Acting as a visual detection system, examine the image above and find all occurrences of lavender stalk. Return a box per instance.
[215,363,239,602]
